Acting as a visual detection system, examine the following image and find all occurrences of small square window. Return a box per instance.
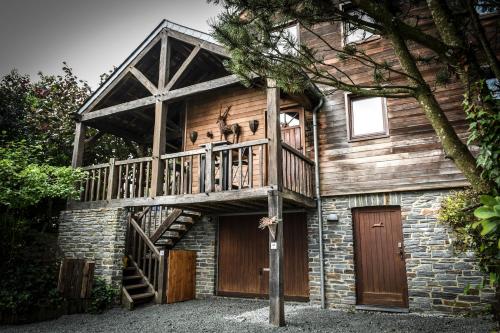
[347,96,388,140]
[341,4,375,45]
[271,23,299,56]
[486,78,500,99]
[475,0,498,15]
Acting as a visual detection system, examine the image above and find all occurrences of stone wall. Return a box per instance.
[308,190,495,314]
[58,208,128,287]
[174,216,217,298]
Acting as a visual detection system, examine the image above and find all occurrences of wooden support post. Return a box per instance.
[268,189,284,326]
[266,79,283,190]
[151,31,169,197]
[204,143,215,193]
[266,79,285,326]
[150,101,168,197]
[107,158,117,201]
[71,122,86,168]
[156,249,167,304]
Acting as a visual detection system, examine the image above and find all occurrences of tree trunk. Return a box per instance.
[388,28,491,193]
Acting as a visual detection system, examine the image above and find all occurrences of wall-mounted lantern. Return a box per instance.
[326,214,339,222]
[189,131,198,144]
[249,119,259,135]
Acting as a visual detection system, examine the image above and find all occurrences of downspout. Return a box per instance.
[312,96,325,309]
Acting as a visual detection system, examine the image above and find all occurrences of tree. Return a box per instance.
[0,64,142,167]
[210,0,500,193]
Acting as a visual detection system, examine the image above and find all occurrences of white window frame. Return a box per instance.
[345,93,389,141]
[340,2,379,47]
[272,22,300,56]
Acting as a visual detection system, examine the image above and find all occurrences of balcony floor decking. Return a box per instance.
[68,187,316,214]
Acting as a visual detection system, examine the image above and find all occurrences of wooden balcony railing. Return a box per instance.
[282,142,315,198]
[160,149,205,195]
[80,162,110,201]
[78,138,314,203]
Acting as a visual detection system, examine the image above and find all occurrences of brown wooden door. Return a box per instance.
[166,250,196,303]
[353,207,408,308]
[217,213,309,300]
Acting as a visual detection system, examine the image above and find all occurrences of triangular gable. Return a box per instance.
[78,19,229,115]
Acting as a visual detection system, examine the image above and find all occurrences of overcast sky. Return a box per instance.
[0,0,222,89]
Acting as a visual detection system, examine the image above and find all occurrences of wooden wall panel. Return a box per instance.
[299,10,500,196]
[183,86,300,192]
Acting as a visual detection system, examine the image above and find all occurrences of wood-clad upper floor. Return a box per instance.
[299,8,500,196]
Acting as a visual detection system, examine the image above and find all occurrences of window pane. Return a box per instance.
[344,9,374,44]
[486,78,500,99]
[351,97,385,137]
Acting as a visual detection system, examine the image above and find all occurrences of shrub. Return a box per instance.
[439,189,499,287]
[87,278,118,314]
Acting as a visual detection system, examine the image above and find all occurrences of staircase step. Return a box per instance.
[182,210,201,218]
[176,216,194,224]
[125,283,149,292]
[131,292,155,303]
[170,224,187,231]
[123,275,142,282]
[162,231,180,239]
[156,239,173,246]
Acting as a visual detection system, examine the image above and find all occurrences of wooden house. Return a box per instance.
[59,13,499,321]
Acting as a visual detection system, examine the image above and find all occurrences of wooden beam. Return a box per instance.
[129,67,158,95]
[151,33,170,197]
[165,45,201,91]
[81,33,163,114]
[266,79,283,190]
[166,29,229,58]
[71,122,86,168]
[268,189,284,326]
[150,101,168,197]
[81,96,157,121]
[68,186,272,210]
[158,30,170,90]
[81,75,241,122]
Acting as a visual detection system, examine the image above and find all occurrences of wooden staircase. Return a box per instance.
[121,206,201,309]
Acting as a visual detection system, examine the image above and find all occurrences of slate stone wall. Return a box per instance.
[58,208,128,287]
[308,190,495,314]
[174,216,217,298]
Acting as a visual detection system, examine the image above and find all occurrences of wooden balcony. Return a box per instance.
[69,139,316,213]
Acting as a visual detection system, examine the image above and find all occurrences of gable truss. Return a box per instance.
[78,20,234,120]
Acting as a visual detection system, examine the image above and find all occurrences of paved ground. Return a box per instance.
[0,298,497,333]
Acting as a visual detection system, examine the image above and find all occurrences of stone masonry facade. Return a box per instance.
[59,208,128,287]
[174,216,217,298]
[307,190,495,314]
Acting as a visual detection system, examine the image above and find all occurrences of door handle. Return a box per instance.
[397,242,404,259]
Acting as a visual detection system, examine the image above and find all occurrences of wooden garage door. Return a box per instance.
[353,207,408,308]
[217,213,309,300]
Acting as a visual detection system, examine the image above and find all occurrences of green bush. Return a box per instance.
[87,278,118,314]
[472,195,500,286]
[439,189,500,287]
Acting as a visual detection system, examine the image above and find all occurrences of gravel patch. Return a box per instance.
[0,298,496,333]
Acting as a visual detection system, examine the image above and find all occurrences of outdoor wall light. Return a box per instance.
[326,213,339,222]
[249,119,259,135]
[190,131,198,144]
